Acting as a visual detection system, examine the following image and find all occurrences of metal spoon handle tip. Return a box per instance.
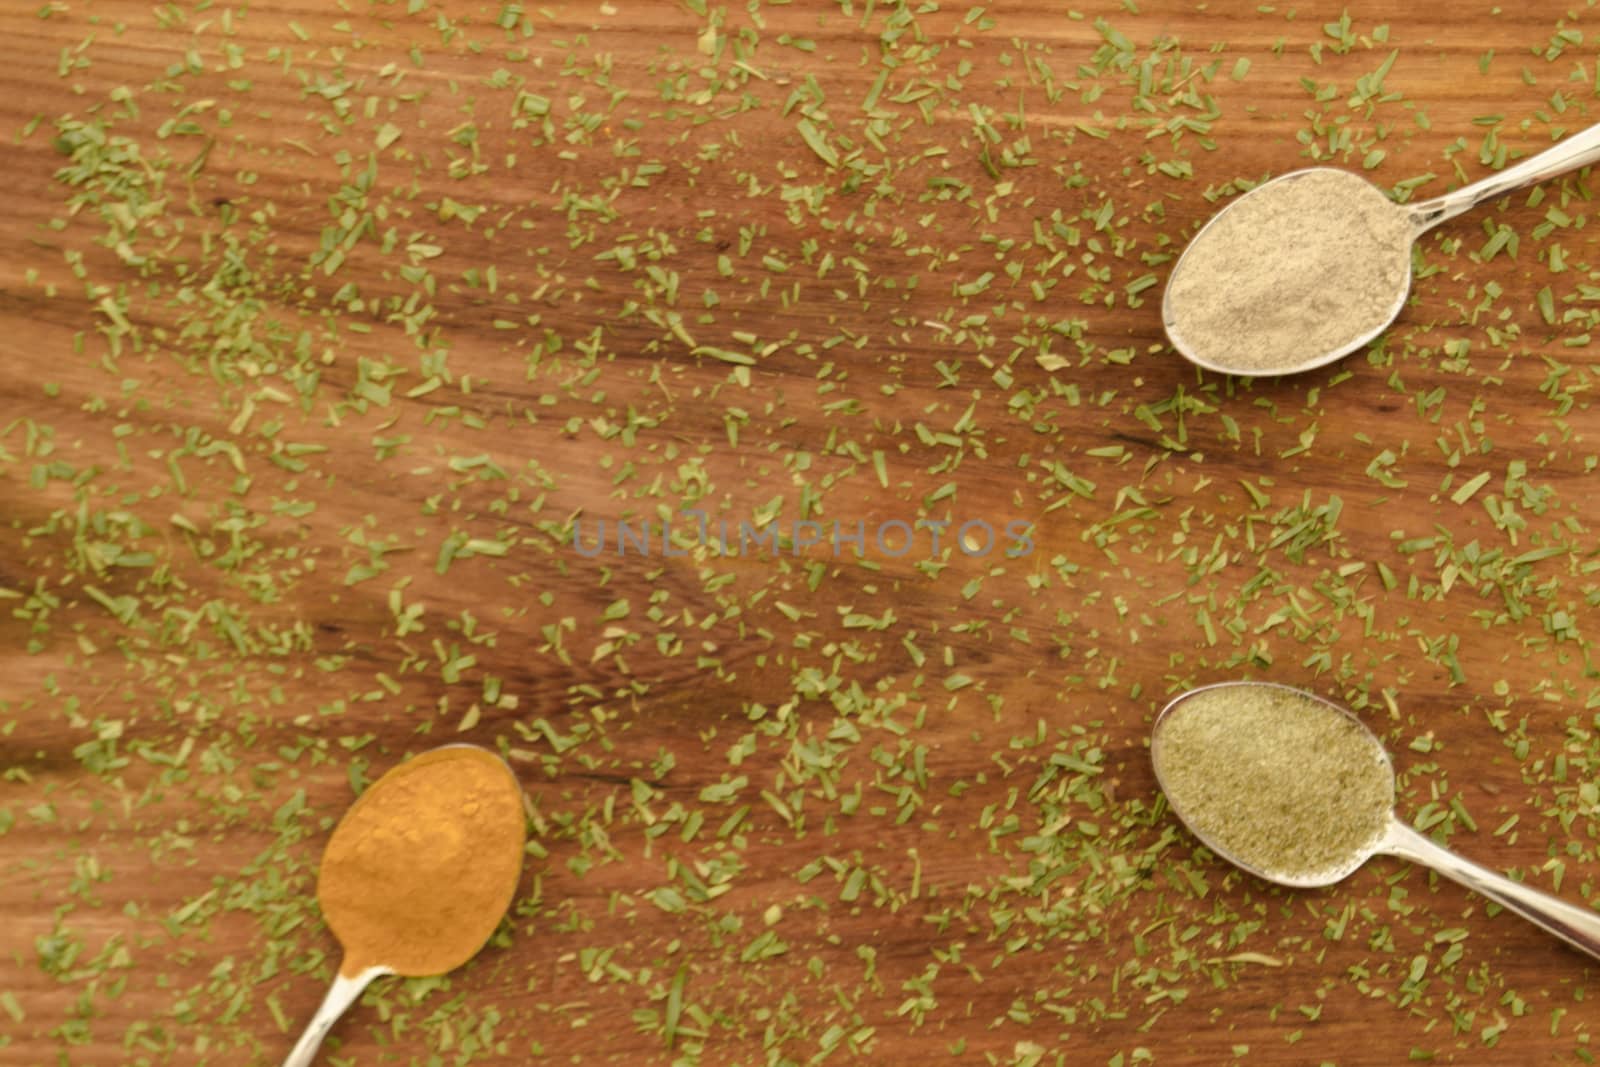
[1380,819,1600,962]
[1410,119,1600,233]
[281,965,388,1067]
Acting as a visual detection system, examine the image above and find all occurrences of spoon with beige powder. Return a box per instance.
[1162,121,1600,376]
[1152,681,1600,959]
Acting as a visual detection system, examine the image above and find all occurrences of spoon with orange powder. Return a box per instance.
[281,744,527,1067]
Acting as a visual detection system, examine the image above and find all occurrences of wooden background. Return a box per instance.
[4,0,1600,1064]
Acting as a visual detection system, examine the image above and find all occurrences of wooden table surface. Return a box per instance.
[5,1,1600,1064]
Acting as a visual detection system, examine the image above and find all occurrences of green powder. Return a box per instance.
[1153,685,1394,882]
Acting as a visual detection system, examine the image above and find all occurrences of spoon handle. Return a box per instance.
[281,965,388,1067]
[1380,820,1600,961]
[1409,120,1600,233]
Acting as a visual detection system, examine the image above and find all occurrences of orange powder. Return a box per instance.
[317,745,526,976]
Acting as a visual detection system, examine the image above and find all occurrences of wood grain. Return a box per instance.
[3,1,1599,1064]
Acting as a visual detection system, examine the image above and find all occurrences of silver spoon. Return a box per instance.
[1152,681,1600,960]
[1162,120,1600,377]
[282,744,527,1067]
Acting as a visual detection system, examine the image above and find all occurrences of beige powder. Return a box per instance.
[1164,169,1414,374]
[1153,684,1394,882]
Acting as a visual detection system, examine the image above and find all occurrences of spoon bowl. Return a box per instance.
[1161,169,1415,379]
[1163,119,1600,377]
[1152,680,1391,888]
[1153,681,1600,961]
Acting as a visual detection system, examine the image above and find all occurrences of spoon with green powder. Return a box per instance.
[1162,120,1600,377]
[1152,681,1600,960]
